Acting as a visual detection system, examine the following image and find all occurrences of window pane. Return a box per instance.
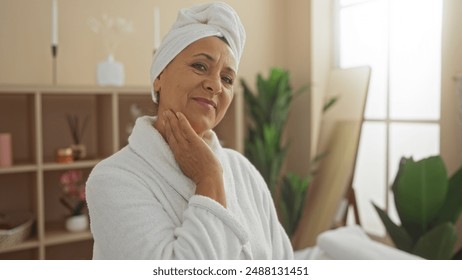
[389,0,442,120]
[338,0,442,237]
[340,0,371,7]
[352,122,387,236]
[339,0,388,119]
[389,123,440,181]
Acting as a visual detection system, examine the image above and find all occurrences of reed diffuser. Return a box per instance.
[66,114,89,160]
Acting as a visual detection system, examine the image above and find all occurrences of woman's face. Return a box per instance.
[154,36,237,137]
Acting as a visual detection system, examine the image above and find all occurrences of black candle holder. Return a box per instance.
[51,44,58,85]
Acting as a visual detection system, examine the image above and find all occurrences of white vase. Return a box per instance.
[65,214,88,232]
[97,54,124,86]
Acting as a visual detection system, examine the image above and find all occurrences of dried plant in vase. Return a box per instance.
[66,114,89,160]
[88,14,134,86]
[87,14,134,57]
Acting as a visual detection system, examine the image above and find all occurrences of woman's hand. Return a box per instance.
[160,110,226,207]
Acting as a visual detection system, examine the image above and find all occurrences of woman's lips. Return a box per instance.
[193,97,217,109]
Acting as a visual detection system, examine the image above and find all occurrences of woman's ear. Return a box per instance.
[153,75,161,93]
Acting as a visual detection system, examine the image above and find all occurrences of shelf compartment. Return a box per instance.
[0,172,38,218]
[43,169,90,226]
[0,93,37,165]
[0,172,39,255]
[41,93,114,162]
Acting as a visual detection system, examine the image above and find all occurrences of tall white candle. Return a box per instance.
[51,0,58,45]
[154,7,160,49]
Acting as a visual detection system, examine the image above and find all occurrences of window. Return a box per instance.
[335,0,442,235]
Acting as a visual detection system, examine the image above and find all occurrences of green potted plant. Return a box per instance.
[374,156,462,259]
[240,68,338,238]
[279,173,311,237]
[240,68,307,195]
[241,68,312,237]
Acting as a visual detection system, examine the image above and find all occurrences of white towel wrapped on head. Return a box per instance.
[149,2,246,103]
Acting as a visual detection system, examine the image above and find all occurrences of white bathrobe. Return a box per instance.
[86,116,293,259]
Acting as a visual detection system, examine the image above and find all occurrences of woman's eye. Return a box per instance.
[222,76,233,85]
[192,63,207,72]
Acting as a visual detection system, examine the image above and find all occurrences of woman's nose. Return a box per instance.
[203,75,221,94]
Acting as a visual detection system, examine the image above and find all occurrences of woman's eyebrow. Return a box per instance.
[193,53,236,75]
[193,52,215,61]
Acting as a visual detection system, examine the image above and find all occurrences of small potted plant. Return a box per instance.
[59,169,88,232]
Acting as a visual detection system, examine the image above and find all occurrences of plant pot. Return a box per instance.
[65,214,88,232]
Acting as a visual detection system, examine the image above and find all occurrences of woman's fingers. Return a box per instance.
[161,110,220,183]
[165,111,202,147]
[176,112,200,143]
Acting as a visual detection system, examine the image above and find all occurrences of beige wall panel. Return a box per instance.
[0,0,52,85]
[285,0,312,176]
[285,0,332,177]
[228,0,287,80]
[0,0,287,89]
[58,0,161,86]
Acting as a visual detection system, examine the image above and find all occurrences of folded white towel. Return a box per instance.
[316,225,422,260]
[149,2,246,103]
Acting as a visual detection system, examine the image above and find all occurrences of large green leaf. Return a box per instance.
[434,166,462,225]
[393,156,448,239]
[412,223,457,260]
[372,203,413,252]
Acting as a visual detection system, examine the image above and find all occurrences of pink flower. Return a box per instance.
[69,170,82,182]
[79,187,86,201]
[59,170,87,216]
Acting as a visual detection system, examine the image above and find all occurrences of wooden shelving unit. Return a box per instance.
[0,85,243,259]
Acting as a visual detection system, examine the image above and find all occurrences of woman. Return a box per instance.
[86,2,293,260]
